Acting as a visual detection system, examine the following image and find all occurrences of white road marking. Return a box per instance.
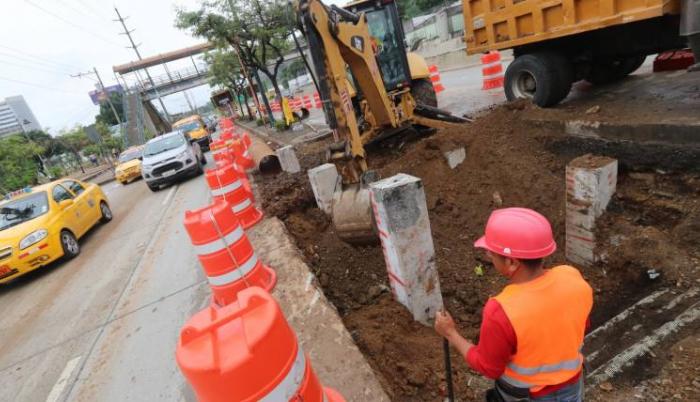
[161,186,177,206]
[45,356,81,402]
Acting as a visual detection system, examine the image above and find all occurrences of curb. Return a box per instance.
[234,120,288,147]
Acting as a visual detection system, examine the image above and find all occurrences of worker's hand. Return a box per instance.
[434,309,457,338]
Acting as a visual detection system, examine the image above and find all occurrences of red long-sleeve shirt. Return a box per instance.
[465,298,585,396]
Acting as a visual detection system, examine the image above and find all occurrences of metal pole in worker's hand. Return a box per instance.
[443,338,455,401]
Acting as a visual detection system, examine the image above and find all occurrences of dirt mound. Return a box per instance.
[254,102,700,400]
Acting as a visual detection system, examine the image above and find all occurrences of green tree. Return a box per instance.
[56,126,90,173]
[0,134,44,191]
[396,0,446,19]
[95,92,125,127]
[204,49,253,117]
[176,0,293,102]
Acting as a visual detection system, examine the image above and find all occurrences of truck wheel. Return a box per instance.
[411,78,438,108]
[504,53,573,107]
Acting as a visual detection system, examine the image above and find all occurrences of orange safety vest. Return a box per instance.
[493,265,593,391]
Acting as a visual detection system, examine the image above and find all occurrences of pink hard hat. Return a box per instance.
[474,207,556,259]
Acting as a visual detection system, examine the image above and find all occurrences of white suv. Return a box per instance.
[141,131,206,192]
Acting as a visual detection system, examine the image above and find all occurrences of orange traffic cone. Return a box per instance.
[205,165,261,228]
[176,287,345,402]
[183,200,275,306]
[428,65,445,93]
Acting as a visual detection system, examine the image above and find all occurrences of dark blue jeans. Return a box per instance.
[532,377,584,402]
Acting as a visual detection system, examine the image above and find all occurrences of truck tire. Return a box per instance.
[504,53,573,107]
[411,78,438,108]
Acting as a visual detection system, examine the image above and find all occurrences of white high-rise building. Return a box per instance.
[0,95,42,138]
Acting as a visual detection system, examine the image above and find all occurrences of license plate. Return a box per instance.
[162,170,176,177]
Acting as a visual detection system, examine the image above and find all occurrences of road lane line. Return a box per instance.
[162,185,177,206]
[62,182,182,400]
[45,356,81,402]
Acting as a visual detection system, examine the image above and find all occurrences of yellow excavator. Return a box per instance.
[296,0,467,244]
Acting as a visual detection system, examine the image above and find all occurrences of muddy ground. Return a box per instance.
[253,102,700,401]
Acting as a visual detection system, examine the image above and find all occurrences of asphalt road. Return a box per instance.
[0,157,215,402]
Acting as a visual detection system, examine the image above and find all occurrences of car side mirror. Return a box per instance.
[59,199,74,209]
[138,156,143,161]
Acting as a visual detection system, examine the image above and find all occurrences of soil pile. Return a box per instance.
[254,102,700,401]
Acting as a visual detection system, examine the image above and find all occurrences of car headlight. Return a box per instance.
[142,164,153,172]
[178,150,191,160]
[20,229,48,250]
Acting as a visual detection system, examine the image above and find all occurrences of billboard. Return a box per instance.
[89,85,123,105]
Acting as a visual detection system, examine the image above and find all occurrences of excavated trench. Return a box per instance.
[253,103,700,401]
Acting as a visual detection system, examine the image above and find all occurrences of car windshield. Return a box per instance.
[174,121,200,134]
[143,135,185,157]
[119,149,142,163]
[0,192,49,231]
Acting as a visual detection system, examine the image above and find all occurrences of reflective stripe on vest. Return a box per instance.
[507,353,583,376]
[193,225,245,255]
[210,180,242,196]
[207,253,259,286]
[259,344,306,401]
[232,198,252,213]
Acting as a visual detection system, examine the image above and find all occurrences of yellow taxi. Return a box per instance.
[172,115,211,151]
[0,179,112,284]
[115,145,144,185]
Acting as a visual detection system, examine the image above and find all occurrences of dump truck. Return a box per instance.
[463,0,686,106]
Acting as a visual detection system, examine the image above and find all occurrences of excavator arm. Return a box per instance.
[296,0,467,244]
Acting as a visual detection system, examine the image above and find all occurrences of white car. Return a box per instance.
[140,131,206,192]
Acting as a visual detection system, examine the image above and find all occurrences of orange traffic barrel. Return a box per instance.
[219,117,234,130]
[232,139,255,170]
[183,200,275,306]
[205,164,261,228]
[481,51,505,90]
[176,287,345,402]
[428,65,445,93]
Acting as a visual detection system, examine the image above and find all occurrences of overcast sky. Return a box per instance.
[0,0,215,135]
[0,0,353,135]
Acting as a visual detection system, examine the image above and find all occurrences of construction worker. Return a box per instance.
[681,0,700,72]
[435,208,593,401]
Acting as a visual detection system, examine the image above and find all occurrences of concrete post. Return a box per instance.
[308,164,340,215]
[369,174,443,326]
[276,145,301,173]
[565,155,618,267]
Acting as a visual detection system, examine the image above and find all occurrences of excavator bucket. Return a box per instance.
[332,183,378,245]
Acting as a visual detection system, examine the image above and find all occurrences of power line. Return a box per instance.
[54,0,104,22]
[0,76,86,95]
[0,45,84,71]
[74,0,111,21]
[0,57,77,77]
[24,0,123,47]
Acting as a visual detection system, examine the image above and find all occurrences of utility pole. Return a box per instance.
[71,68,122,127]
[114,7,171,123]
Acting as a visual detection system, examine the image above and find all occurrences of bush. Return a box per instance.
[274,120,288,131]
[256,118,264,126]
[48,166,65,180]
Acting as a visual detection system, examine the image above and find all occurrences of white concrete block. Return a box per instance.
[370,174,443,326]
[308,164,340,215]
[443,147,466,169]
[565,155,618,268]
[276,145,301,173]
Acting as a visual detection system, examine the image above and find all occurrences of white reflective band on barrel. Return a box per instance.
[212,148,226,155]
[232,198,252,213]
[207,252,259,286]
[243,150,250,158]
[259,345,306,402]
[210,180,242,196]
[194,226,245,256]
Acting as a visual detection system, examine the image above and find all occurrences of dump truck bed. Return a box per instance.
[463,0,681,54]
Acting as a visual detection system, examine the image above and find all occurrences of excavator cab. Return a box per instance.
[345,0,412,93]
